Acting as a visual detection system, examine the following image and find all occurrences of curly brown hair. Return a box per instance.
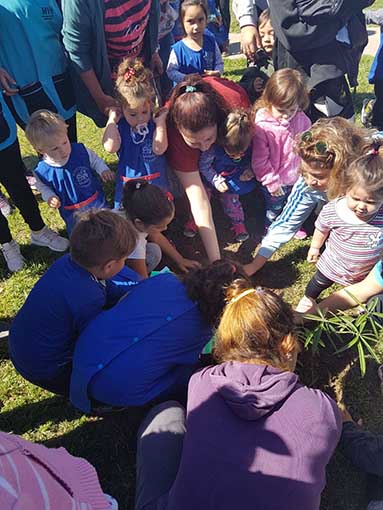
[115,57,155,109]
[296,117,369,199]
[182,259,250,327]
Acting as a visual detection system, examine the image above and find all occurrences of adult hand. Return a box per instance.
[96,94,116,116]
[150,52,164,77]
[240,25,261,60]
[47,196,61,208]
[0,68,18,96]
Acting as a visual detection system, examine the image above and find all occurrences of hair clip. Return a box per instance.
[165,191,174,202]
[185,85,197,93]
[301,131,328,155]
[124,68,136,82]
[228,288,257,305]
[135,181,142,190]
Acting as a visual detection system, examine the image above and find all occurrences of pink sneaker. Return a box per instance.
[183,218,198,238]
[232,223,249,242]
[294,229,308,240]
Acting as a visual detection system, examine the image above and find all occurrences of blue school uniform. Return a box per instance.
[70,273,212,412]
[9,254,141,391]
[115,118,169,208]
[34,143,106,233]
[209,146,256,195]
[171,31,218,77]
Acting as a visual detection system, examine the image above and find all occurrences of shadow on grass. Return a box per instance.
[0,395,79,435]
[252,244,309,289]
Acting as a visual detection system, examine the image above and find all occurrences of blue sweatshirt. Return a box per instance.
[258,176,327,259]
[9,254,140,385]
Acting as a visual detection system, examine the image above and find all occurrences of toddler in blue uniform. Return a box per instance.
[26,110,114,234]
[167,0,223,84]
[103,58,169,209]
[9,210,139,396]
[199,109,256,242]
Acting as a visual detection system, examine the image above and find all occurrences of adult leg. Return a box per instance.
[135,401,186,510]
[0,140,45,235]
[66,114,77,143]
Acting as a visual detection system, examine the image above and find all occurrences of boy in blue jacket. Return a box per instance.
[9,210,138,396]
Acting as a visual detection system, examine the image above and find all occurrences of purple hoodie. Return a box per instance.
[168,361,341,510]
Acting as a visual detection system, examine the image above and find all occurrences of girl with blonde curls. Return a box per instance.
[245,116,368,276]
[165,280,341,510]
[102,58,170,208]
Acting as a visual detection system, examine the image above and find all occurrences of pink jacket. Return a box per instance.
[0,431,111,509]
[252,108,311,192]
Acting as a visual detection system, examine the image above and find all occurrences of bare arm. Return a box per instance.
[307,228,328,263]
[126,258,149,279]
[174,169,220,262]
[80,69,116,115]
[102,109,122,153]
[318,268,383,313]
[152,108,168,155]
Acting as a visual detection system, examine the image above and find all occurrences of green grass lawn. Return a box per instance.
[0,53,382,510]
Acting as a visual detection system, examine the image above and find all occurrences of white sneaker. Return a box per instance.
[0,192,12,217]
[31,226,69,252]
[1,240,24,272]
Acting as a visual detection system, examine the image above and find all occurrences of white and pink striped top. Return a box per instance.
[316,199,383,286]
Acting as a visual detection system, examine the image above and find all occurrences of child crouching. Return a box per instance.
[9,210,137,396]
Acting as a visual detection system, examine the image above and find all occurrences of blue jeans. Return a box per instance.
[261,185,292,228]
[159,32,174,100]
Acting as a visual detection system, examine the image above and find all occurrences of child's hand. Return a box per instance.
[107,107,122,124]
[48,196,61,209]
[177,257,201,273]
[239,168,254,182]
[253,77,264,93]
[101,169,115,182]
[307,247,320,263]
[154,107,168,125]
[203,70,221,77]
[270,186,284,197]
[213,174,228,193]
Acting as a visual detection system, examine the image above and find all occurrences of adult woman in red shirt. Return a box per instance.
[166,75,250,262]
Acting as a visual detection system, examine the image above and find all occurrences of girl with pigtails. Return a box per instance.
[102,58,170,209]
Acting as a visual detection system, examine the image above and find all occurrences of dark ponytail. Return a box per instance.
[122,180,174,225]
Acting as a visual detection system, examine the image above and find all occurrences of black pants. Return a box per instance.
[0,140,45,244]
[373,80,383,131]
[306,270,334,299]
[216,0,230,36]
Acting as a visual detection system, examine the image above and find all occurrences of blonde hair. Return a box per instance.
[255,68,309,114]
[339,140,383,200]
[221,109,253,155]
[214,279,299,370]
[25,109,67,150]
[258,8,271,28]
[296,117,368,199]
[115,58,155,109]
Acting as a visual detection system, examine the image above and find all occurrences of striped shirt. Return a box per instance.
[316,199,383,285]
[104,0,151,70]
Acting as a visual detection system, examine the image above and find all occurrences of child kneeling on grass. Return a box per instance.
[9,210,138,396]
[26,110,114,234]
[122,180,200,277]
